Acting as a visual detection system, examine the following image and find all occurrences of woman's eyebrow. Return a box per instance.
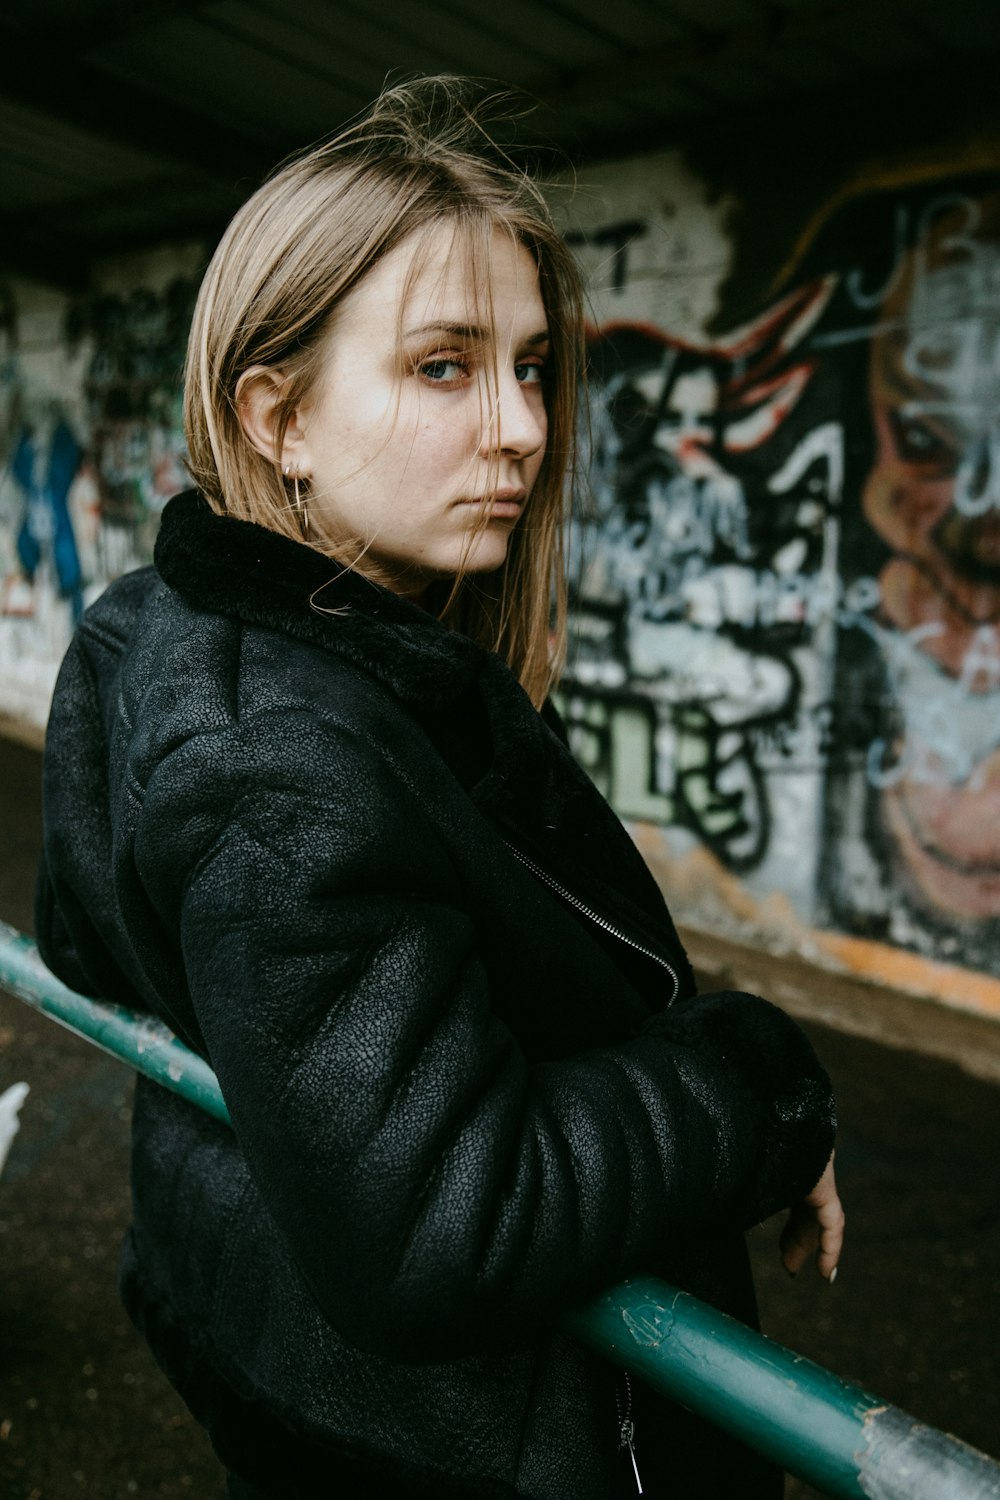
[403,321,550,344]
[404,321,483,339]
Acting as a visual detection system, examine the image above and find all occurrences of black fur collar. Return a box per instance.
[154,489,483,711]
[153,492,682,966]
[154,492,586,834]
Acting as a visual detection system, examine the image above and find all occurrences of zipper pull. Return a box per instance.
[617,1375,643,1494]
[619,1414,643,1494]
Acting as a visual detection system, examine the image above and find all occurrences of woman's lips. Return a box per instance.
[460,490,526,518]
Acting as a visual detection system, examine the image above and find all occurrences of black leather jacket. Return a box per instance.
[36,490,835,1498]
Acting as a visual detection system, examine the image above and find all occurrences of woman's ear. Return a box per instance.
[235,366,307,470]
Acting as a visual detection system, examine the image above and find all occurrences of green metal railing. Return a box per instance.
[2,917,999,1500]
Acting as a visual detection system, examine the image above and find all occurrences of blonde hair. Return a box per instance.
[184,75,585,705]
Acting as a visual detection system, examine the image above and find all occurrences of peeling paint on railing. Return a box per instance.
[854,1406,1000,1500]
[0,920,230,1125]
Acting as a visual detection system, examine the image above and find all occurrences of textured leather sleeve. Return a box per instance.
[134,705,835,1362]
[641,990,836,1228]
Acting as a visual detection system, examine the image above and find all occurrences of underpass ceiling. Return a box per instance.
[1,0,998,285]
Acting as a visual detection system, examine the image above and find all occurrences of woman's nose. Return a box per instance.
[480,374,546,459]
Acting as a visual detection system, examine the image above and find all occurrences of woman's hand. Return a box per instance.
[779,1154,844,1281]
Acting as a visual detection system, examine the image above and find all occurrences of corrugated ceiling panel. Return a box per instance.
[546,0,695,51]
[321,0,554,80]
[0,156,99,214]
[548,71,705,155]
[5,0,103,28]
[44,179,234,241]
[2,0,997,277]
[752,35,871,93]
[536,92,656,150]
[605,77,723,134]
[443,0,622,72]
[200,3,381,104]
[903,0,1000,58]
[657,0,767,32]
[246,0,453,82]
[93,15,364,142]
[797,10,941,77]
[0,98,176,196]
[774,0,853,13]
[667,52,787,108]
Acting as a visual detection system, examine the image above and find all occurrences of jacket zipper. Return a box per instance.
[507,839,663,1489]
[617,1372,643,1494]
[504,843,679,1005]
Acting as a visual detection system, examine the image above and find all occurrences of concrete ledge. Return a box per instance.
[683,924,1000,1085]
[0,714,44,751]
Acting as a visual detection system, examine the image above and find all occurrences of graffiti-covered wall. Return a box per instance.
[0,246,201,730]
[559,153,1000,986]
[1,138,998,993]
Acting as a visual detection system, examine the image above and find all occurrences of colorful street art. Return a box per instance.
[67,280,196,559]
[1,159,998,990]
[561,168,1000,979]
[0,277,196,729]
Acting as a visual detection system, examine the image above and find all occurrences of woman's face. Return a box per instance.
[292,225,549,594]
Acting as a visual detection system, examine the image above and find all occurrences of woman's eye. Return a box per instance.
[419,357,467,383]
[515,361,545,385]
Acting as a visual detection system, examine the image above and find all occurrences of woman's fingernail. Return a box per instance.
[828,1266,838,1285]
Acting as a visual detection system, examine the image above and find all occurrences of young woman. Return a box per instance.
[36,77,843,1499]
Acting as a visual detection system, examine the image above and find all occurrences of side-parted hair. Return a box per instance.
[184,74,585,706]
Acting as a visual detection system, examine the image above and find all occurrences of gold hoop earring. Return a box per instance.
[284,465,309,538]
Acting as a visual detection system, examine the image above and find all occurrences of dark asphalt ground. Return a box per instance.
[1,733,998,1499]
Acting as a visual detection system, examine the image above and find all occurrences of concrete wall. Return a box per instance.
[2,110,999,1012]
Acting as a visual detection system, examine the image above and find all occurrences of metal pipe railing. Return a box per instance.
[2,918,999,1499]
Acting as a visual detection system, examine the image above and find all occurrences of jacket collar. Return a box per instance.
[153,493,613,872]
[154,489,484,712]
[153,492,686,978]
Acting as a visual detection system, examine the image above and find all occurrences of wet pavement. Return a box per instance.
[1,733,998,1499]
